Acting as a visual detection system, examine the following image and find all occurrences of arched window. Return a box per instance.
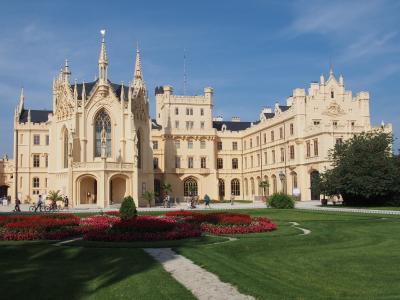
[218,179,225,197]
[184,177,198,196]
[94,110,112,157]
[264,176,270,196]
[292,172,298,189]
[231,179,240,196]
[137,130,142,169]
[272,175,277,194]
[257,177,262,195]
[250,178,255,195]
[244,178,248,196]
[63,129,68,168]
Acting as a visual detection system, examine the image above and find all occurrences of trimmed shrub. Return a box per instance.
[119,196,137,219]
[267,193,295,209]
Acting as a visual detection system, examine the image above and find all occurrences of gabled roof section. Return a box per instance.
[264,112,275,119]
[19,109,52,123]
[70,80,130,101]
[279,105,290,112]
[213,121,252,131]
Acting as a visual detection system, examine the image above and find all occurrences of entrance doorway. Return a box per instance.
[79,176,97,204]
[0,185,8,198]
[310,170,321,200]
[110,176,127,204]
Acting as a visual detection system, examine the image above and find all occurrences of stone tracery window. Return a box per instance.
[184,177,198,196]
[231,178,240,196]
[94,110,112,157]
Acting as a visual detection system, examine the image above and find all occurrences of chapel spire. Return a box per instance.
[98,29,108,84]
[132,44,145,90]
[63,59,71,83]
[18,87,25,113]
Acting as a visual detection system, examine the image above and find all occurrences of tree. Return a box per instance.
[142,191,155,207]
[119,196,137,219]
[162,182,172,195]
[47,190,63,206]
[319,131,400,206]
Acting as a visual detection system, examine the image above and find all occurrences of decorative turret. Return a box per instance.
[329,68,334,79]
[81,81,86,101]
[98,30,108,83]
[73,79,78,100]
[339,74,344,86]
[132,45,146,92]
[320,74,325,85]
[63,59,71,83]
[18,87,24,113]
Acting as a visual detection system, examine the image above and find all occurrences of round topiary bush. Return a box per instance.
[119,196,137,219]
[267,193,295,209]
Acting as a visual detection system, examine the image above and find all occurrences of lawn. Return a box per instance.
[1,208,399,299]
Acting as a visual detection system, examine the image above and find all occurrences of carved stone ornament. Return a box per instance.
[322,101,346,117]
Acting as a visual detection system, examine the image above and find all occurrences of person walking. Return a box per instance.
[64,196,69,209]
[14,198,21,212]
[35,195,43,212]
[204,194,211,208]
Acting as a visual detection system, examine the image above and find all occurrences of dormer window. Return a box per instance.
[331,91,334,98]
[313,120,320,126]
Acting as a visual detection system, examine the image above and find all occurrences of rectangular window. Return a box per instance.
[250,156,253,168]
[244,157,247,169]
[313,139,319,156]
[200,108,204,116]
[232,158,238,169]
[175,140,180,149]
[280,147,285,162]
[256,136,259,146]
[264,152,267,165]
[186,121,194,129]
[200,140,206,149]
[313,120,320,126]
[272,150,275,164]
[188,140,193,149]
[45,154,49,167]
[244,141,247,150]
[200,157,206,168]
[290,123,294,135]
[336,138,343,146]
[257,154,260,167]
[186,108,193,115]
[188,157,194,168]
[45,178,48,188]
[175,107,179,115]
[33,177,40,188]
[250,139,253,148]
[200,121,205,129]
[33,154,40,168]
[271,131,274,142]
[306,141,311,158]
[217,158,223,169]
[175,156,181,168]
[175,121,179,129]
[33,135,40,145]
[20,154,23,167]
[279,127,283,139]
[263,133,267,144]
[290,145,295,160]
[232,141,238,150]
[45,135,50,145]
[153,157,159,169]
[333,121,338,127]
[152,141,158,150]
[217,141,222,150]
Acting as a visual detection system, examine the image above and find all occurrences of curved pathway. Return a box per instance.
[289,222,311,235]
[144,248,254,300]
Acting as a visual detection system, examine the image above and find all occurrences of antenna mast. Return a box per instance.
[183,47,187,95]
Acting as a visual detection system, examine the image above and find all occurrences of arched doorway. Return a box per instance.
[310,170,321,200]
[154,179,162,204]
[271,175,277,194]
[0,185,8,198]
[79,176,97,205]
[184,177,198,196]
[110,175,127,204]
[218,179,225,200]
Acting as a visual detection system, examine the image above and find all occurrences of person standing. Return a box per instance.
[204,194,211,208]
[35,195,43,212]
[14,198,21,212]
[64,196,69,209]
[230,193,234,206]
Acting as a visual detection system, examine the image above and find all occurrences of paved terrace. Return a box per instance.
[1,201,400,215]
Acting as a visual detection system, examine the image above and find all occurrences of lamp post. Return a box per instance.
[279,171,287,194]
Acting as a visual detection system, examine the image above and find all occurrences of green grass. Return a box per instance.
[323,204,400,211]
[1,208,400,299]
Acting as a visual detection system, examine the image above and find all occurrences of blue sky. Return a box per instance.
[1,0,399,156]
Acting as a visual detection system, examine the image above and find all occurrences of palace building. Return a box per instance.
[0,32,392,207]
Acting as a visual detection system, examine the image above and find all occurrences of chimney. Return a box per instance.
[231,116,240,122]
[213,116,223,122]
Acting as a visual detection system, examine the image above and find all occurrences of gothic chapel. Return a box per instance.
[43,31,153,207]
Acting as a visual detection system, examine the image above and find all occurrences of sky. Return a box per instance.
[0,0,399,156]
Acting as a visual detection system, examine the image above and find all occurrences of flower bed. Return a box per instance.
[0,214,80,240]
[166,211,277,235]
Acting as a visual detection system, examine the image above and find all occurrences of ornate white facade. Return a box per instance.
[0,33,392,207]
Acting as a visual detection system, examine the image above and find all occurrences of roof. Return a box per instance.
[279,105,290,112]
[151,119,162,130]
[264,112,275,119]
[213,121,253,131]
[19,109,52,123]
[71,80,130,101]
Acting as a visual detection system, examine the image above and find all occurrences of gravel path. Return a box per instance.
[144,248,254,300]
